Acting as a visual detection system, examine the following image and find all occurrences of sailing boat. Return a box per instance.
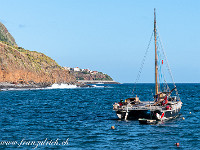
[113,9,182,123]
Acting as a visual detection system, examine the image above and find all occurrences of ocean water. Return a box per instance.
[0,84,199,150]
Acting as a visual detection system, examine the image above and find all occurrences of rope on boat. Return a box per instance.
[156,40,170,93]
[132,26,179,99]
[133,30,154,95]
[156,28,179,97]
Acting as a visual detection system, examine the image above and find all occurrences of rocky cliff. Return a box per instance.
[0,22,76,86]
[0,22,17,46]
[0,42,76,85]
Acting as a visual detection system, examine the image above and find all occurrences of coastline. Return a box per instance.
[77,80,120,84]
[0,81,108,90]
[0,82,52,90]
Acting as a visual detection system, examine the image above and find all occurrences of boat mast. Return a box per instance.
[154,8,159,95]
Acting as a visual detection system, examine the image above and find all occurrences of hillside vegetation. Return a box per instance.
[0,22,76,85]
[71,70,113,81]
[0,22,17,46]
[0,42,76,85]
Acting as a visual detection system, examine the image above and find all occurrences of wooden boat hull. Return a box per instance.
[154,108,181,121]
[116,110,151,120]
[115,101,182,121]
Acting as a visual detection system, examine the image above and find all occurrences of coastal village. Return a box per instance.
[64,67,113,81]
[64,67,99,74]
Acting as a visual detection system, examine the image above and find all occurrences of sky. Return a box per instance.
[0,0,199,83]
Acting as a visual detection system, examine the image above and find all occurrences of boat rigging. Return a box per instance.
[113,9,182,124]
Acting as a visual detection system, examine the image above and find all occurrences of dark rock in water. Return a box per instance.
[0,82,49,90]
[76,83,93,88]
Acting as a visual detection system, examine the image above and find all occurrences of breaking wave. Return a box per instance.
[47,83,77,89]
[91,85,105,88]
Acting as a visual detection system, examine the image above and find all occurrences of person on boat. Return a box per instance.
[124,99,130,105]
[154,94,159,102]
[153,93,161,104]
[118,99,123,106]
[162,96,168,106]
[134,95,141,104]
[113,102,119,110]
[153,92,167,106]
[165,105,171,110]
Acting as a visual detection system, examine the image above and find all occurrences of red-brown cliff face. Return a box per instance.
[0,42,76,85]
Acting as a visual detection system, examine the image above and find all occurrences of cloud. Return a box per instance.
[18,24,26,28]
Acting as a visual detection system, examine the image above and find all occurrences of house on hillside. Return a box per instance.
[91,71,98,74]
[63,67,71,71]
[74,67,81,72]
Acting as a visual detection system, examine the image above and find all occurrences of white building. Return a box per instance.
[63,67,71,71]
[74,67,81,72]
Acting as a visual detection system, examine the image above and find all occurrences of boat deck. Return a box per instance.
[116,101,180,112]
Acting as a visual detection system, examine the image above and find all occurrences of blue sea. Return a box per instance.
[0,84,199,150]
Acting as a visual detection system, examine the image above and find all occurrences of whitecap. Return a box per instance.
[46,83,77,89]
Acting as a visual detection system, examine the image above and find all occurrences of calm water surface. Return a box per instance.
[0,84,199,149]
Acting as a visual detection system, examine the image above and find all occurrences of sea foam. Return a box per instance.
[47,83,77,89]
